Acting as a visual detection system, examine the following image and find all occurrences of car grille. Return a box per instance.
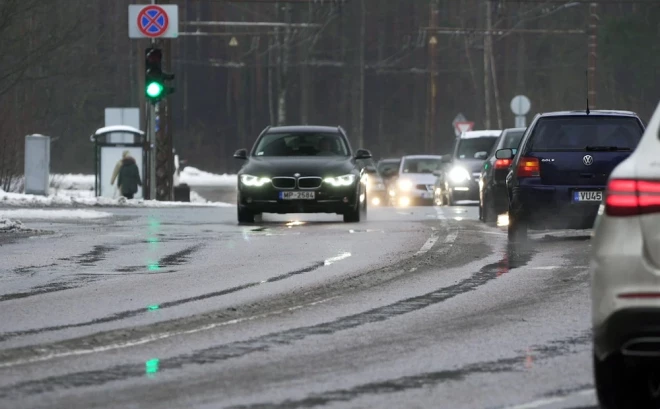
[416,184,434,192]
[271,177,296,189]
[297,177,322,189]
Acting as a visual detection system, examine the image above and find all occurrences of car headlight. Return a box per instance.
[449,167,470,183]
[240,174,271,187]
[398,179,413,191]
[324,174,356,187]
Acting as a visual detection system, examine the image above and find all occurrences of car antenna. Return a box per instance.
[585,69,590,115]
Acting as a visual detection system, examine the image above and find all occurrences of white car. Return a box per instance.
[591,101,660,408]
[390,155,444,206]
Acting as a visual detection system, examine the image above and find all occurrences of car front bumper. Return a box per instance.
[238,183,359,214]
[391,188,434,206]
[448,179,480,201]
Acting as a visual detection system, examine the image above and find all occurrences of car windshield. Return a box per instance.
[457,137,499,159]
[527,116,644,151]
[499,130,525,151]
[401,158,443,174]
[253,132,349,157]
[377,160,400,176]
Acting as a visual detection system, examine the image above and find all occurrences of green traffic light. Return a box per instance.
[146,81,164,98]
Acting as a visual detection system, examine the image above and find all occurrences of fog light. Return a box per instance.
[399,197,410,207]
[372,197,381,206]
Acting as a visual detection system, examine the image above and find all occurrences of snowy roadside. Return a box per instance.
[47,166,237,191]
[0,189,234,208]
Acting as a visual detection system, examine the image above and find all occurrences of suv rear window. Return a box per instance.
[527,116,643,151]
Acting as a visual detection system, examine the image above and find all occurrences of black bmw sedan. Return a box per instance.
[233,125,372,224]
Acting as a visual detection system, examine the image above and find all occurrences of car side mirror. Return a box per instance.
[233,149,248,159]
[495,149,513,160]
[355,149,372,160]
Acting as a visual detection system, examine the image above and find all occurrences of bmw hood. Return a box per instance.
[239,156,355,178]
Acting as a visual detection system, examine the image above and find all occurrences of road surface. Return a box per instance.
[0,204,598,409]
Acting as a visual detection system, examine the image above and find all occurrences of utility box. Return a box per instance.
[24,134,50,196]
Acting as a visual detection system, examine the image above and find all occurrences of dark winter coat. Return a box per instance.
[117,157,142,196]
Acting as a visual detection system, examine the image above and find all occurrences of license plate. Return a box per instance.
[279,191,315,200]
[573,190,602,202]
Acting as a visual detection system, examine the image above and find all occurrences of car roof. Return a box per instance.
[378,158,401,163]
[538,110,639,118]
[502,127,526,133]
[265,125,341,134]
[401,155,444,159]
[460,130,502,139]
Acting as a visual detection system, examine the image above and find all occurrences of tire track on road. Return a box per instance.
[0,234,532,396]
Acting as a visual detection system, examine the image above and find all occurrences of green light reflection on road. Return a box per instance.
[145,358,160,378]
[147,304,160,311]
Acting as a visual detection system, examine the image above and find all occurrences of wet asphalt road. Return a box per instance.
[0,204,599,409]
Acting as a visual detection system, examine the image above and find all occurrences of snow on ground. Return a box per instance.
[178,167,237,187]
[0,189,234,208]
[0,209,112,220]
[50,174,95,191]
[0,218,27,232]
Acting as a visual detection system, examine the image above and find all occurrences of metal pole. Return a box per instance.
[588,2,598,109]
[483,0,492,129]
[427,0,438,153]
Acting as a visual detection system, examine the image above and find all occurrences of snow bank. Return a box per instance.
[0,189,233,208]
[178,167,237,187]
[0,218,27,232]
[0,209,112,220]
[50,174,95,191]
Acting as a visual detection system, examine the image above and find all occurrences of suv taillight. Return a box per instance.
[494,159,511,169]
[516,157,540,178]
[606,179,660,217]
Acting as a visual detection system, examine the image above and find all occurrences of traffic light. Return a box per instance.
[145,47,175,102]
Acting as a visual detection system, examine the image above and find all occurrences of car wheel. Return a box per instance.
[344,196,361,223]
[594,353,654,409]
[507,208,527,241]
[446,191,455,206]
[237,203,255,224]
[360,191,368,220]
[483,192,497,223]
[435,189,444,206]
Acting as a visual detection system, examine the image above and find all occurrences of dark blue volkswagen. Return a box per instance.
[496,110,645,241]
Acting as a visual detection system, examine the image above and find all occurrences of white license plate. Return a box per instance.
[280,191,315,200]
[573,190,602,202]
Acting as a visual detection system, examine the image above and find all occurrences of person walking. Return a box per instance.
[117,152,142,199]
[110,150,130,188]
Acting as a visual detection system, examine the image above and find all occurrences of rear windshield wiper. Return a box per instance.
[585,145,631,151]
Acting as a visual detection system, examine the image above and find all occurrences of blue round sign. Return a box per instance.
[137,5,169,37]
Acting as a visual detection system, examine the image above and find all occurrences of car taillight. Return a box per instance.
[494,159,511,169]
[605,179,660,217]
[516,157,540,178]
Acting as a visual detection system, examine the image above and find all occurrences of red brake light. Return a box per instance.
[494,159,512,169]
[517,157,540,178]
[605,179,660,217]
